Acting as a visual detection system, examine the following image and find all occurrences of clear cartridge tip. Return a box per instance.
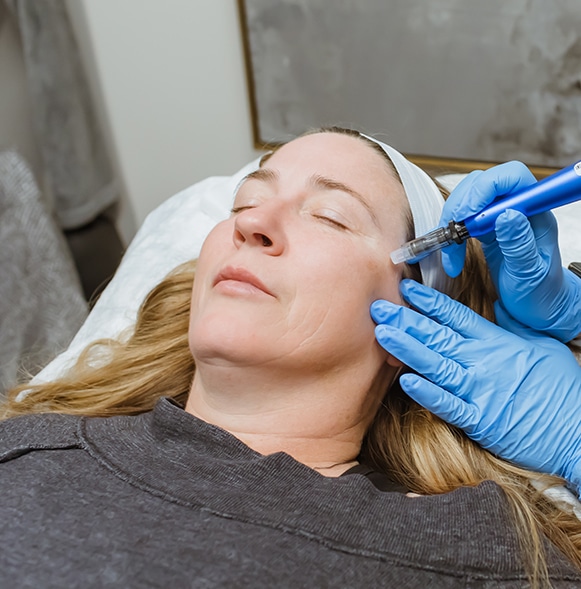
[390,244,417,265]
[390,223,468,265]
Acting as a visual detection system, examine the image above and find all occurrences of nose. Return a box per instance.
[232,203,285,255]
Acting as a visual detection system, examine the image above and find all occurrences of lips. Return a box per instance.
[213,266,274,296]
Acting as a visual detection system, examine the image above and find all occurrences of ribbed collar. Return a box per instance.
[77,398,538,576]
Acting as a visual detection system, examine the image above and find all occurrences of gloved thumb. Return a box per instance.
[441,242,467,278]
[493,210,542,279]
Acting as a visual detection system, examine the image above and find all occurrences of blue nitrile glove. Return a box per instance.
[439,161,581,342]
[371,279,581,496]
[439,161,537,277]
[481,209,581,342]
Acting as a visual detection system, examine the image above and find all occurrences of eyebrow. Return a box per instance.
[309,174,380,227]
[239,169,380,227]
[241,168,279,184]
[234,168,278,195]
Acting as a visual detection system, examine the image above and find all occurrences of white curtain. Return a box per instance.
[6,0,119,229]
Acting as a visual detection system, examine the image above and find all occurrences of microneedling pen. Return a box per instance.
[391,160,581,265]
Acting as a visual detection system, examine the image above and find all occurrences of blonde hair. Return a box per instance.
[3,129,580,587]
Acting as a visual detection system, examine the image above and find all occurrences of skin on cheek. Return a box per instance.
[367,255,403,306]
[360,202,407,305]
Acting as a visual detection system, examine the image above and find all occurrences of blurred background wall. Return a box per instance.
[0,0,262,245]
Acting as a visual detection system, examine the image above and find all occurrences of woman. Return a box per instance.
[1,128,580,588]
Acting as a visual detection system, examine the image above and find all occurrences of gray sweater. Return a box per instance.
[0,397,579,588]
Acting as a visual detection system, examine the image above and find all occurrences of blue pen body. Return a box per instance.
[389,160,581,265]
[463,161,581,237]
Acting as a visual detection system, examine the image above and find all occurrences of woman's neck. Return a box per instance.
[184,363,391,477]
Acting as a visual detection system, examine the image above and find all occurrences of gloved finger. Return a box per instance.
[375,324,468,393]
[400,280,496,340]
[528,211,559,240]
[493,210,545,280]
[370,299,465,351]
[439,170,482,224]
[527,212,562,264]
[440,161,538,279]
[441,162,536,225]
[441,241,466,278]
[439,172,479,276]
[482,160,537,200]
[399,373,478,433]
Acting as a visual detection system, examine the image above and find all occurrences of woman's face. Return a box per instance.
[188,132,409,378]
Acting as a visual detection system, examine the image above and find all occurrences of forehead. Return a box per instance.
[265,132,392,177]
[259,132,409,222]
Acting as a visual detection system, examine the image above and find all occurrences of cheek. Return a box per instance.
[307,231,402,303]
[188,221,232,316]
[195,220,233,277]
[307,248,402,334]
[362,252,404,306]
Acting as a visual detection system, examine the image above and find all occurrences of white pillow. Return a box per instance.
[33,157,261,384]
[34,168,581,383]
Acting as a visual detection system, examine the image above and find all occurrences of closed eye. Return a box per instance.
[230,205,255,214]
[312,213,349,230]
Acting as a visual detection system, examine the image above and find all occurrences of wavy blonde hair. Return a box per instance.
[3,128,580,587]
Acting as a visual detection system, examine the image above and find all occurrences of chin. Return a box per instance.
[188,313,266,366]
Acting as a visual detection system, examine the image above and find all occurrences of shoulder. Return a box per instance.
[0,412,82,463]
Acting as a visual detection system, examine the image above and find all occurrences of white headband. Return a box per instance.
[362,134,452,294]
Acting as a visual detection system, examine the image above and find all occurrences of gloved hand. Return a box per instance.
[439,161,581,342]
[371,279,581,496]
